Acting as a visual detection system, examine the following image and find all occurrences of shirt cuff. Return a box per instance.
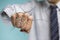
[4,7,15,17]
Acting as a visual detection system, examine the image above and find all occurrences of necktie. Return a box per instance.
[50,5,59,40]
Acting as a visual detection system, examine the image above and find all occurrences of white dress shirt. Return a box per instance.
[0,0,60,40]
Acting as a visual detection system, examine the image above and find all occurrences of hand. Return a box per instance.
[11,12,33,33]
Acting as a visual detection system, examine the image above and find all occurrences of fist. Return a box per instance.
[11,12,33,33]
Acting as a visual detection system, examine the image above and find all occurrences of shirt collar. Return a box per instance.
[44,0,50,8]
[56,1,60,8]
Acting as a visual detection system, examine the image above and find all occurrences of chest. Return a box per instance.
[34,6,60,24]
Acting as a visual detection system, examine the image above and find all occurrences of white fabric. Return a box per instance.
[4,4,24,17]
[1,0,60,40]
[4,2,34,17]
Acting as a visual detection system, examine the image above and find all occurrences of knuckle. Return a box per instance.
[29,16,33,20]
[25,13,29,16]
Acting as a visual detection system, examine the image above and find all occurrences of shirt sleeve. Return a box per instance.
[3,4,25,17]
[3,2,34,18]
[20,2,35,12]
[3,5,16,17]
[12,4,24,13]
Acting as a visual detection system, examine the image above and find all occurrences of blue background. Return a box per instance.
[0,0,31,11]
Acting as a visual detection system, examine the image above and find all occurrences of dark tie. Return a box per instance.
[50,5,59,40]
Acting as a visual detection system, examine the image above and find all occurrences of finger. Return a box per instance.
[26,16,33,31]
[20,13,28,29]
[21,22,27,30]
[25,20,32,32]
[28,16,33,20]
[21,15,33,32]
[15,21,21,28]
[25,16,33,31]
[21,13,30,28]
[15,12,23,28]
[25,13,33,20]
[25,13,30,17]
[21,20,32,33]
[17,12,23,18]
[11,14,17,26]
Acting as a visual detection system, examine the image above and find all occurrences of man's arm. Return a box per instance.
[11,4,33,33]
[1,4,33,33]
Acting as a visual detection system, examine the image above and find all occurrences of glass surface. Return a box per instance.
[0,0,30,40]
